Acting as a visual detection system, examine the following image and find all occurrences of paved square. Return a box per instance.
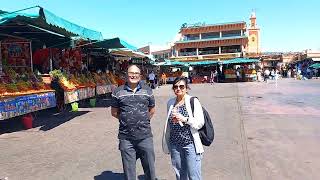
[0,79,319,180]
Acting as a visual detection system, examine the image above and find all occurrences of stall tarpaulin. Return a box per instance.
[94,38,137,50]
[0,6,103,41]
[309,63,320,69]
[109,48,147,58]
[222,58,260,64]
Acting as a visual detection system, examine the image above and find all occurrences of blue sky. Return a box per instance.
[1,0,320,52]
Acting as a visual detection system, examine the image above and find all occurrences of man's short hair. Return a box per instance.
[127,64,141,72]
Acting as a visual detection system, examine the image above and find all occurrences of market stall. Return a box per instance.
[222,58,260,82]
[0,38,56,120]
[49,70,96,104]
[154,60,189,83]
[187,61,218,83]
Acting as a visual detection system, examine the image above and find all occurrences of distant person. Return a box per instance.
[257,69,262,82]
[111,65,157,180]
[236,68,241,82]
[241,68,246,82]
[148,71,156,89]
[161,72,167,85]
[264,69,270,82]
[287,69,292,78]
[210,70,216,85]
[270,69,275,80]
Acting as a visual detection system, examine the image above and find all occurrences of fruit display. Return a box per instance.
[49,70,76,91]
[106,72,118,85]
[224,69,236,74]
[59,76,77,91]
[93,73,108,85]
[165,71,183,78]
[0,68,53,98]
[50,70,97,91]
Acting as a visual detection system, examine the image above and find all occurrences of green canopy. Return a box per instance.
[222,58,260,65]
[109,48,147,58]
[309,63,320,69]
[188,60,218,66]
[162,60,189,66]
[0,6,103,40]
[94,38,137,50]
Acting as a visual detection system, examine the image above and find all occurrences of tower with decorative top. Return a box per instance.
[247,11,260,55]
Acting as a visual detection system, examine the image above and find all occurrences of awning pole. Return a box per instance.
[29,41,33,72]
[50,48,53,72]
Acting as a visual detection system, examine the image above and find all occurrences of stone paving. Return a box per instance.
[0,79,319,180]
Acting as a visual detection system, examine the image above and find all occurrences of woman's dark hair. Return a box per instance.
[172,76,189,90]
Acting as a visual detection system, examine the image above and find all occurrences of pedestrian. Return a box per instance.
[148,71,156,89]
[162,76,205,180]
[264,68,270,82]
[287,69,292,78]
[210,70,216,85]
[161,72,167,85]
[270,69,275,80]
[257,69,262,82]
[111,65,157,180]
[236,68,241,82]
[189,73,193,84]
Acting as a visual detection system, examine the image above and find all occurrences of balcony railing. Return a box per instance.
[199,50,219,55]
[183,37,200,41]
[179,51,197,56]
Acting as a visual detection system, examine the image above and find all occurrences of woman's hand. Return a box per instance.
[172,113,188,123]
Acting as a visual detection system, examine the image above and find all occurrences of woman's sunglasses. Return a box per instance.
[173,85,186,90]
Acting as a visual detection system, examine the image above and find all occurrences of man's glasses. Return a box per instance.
[173,85,185,90]
[128,72,140,76]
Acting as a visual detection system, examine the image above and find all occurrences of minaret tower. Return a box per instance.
[247,11,260,54]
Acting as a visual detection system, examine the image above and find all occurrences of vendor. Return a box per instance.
[161,72,167,85]
[51,76,65,112]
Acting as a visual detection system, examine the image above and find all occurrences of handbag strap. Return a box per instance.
[190,97,197,116]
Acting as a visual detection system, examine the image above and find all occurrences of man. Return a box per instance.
[264,68,270,82]
[236,68,241,82]
[111,65,156,180]
[148,71,155,89]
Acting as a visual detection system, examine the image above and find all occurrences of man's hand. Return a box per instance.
[111,107,119,119]
[149,107,155,119]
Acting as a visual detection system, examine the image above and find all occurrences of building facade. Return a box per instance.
[170,12,260,62]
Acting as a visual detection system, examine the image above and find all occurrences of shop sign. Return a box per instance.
[1,41,31,67]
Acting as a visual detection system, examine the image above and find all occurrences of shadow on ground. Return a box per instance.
[94,171,124,180]
[93,171,150,180]
[0,108,90,134]
[35,110,90,131]
[0,95,113,135]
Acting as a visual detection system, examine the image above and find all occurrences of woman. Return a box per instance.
[161,72,167,85]
[210,70,216,85]
[162,77,205,180]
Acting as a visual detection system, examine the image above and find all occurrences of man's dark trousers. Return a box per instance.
[119,137,156,180]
